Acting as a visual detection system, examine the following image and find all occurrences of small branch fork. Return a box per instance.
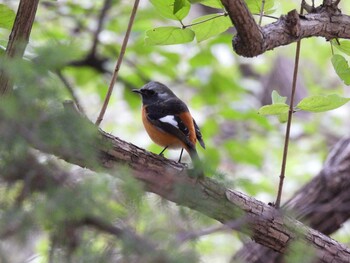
[220,0,346,57]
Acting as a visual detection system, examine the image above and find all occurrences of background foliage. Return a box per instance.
[1,0,350,262]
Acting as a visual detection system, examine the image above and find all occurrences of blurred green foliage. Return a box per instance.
[1,0,350,262]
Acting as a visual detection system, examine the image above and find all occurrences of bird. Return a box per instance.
[132,81,205,163]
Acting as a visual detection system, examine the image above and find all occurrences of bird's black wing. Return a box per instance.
[193,119,205,149]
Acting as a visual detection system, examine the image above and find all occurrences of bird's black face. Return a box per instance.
[132,81,176,105]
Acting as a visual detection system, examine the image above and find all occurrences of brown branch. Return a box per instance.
[80,216,171,262]
[221,0,347,57]
[234,136,350,262]
[90,0,112,56]
[0,0,39,95]
[4,110,350,263]
[220,0,264,57]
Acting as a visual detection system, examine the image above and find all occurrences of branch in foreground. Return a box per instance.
[0,0,39,95]
[1,152,173,263]
[234,136,350,262]
[7,110,350,263]
[221,0,348,57]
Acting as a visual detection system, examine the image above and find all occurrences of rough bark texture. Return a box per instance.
[0,0,39,95]
[220,0,264,57]
[4,109,350,262]
[221,0,348,57]
[234,137,350,262]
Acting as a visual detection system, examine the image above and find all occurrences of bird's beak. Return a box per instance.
[132,89,142,94]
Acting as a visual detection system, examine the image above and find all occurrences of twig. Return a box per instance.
[176,217,246,244]
[275,4,304,209]
[95,0,140,126]
[80,217,171,261]
[184,13,227,28]
[56,70,86,115]
[258,0,265,26]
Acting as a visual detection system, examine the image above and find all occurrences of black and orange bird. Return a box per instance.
[133,81,205,163]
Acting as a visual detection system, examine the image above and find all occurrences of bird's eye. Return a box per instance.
[145,89,156,96]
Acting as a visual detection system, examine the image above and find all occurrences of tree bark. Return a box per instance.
[4,110,350,263]
[0,0,39,95]
[221,0,348,57]
[234,137,350,262]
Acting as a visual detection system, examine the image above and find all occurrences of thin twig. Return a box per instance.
[56,70,86,115]
[253,13,278,20]
[95,0,140,126]
[258,0,265,26]
[275,4,303,209]
[176,217,246,244]
[91,0,112,56]
[184,13,227,28]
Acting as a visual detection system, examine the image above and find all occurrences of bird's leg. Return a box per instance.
[178,148,184,163]
[159,146,168,156]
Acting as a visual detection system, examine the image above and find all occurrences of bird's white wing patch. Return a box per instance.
[159,115,179,128]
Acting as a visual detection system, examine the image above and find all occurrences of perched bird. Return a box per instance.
[133,81,205,163]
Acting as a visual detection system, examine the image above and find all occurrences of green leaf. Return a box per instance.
[331,54,350,85]
[258,103,289,115]
[296,94,350,112]
[277,112,288,123]
[245,0,275,14]
[0,4,15,30]
[145,27,194,45]
[191,14,232,42]
[331,40,350,56]
[271,90,287,104]
[189,0,224,8]
[174,0,186,14]
[150,0,190,21]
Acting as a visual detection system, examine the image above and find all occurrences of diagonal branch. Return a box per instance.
[221,0,348,57]
[3,109,350,263]
[234,136,350,262]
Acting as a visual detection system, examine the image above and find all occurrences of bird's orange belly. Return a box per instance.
[142,116,184,149]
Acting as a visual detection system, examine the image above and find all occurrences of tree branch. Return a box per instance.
[234,136,350,262]
[221,0,347,57]
[4,110,350,262]
[0,0,39,95]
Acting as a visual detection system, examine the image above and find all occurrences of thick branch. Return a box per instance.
[0,0,39,95]
[221,0,348,57]
[5,110,350,262]
[220,0,264,57]
[234,137,350,262]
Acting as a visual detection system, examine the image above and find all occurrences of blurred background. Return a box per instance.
[1,0,350,262]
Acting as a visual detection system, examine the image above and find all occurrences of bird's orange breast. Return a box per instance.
[142,106,185,149]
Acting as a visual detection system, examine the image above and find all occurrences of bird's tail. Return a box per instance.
[187,147,204,178]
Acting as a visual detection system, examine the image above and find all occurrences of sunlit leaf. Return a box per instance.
[150,0,190,20]
[0,4,15,30]
[277,112,288,123]
[245,0,275,14]
[189,0,224,9]
[271,90,287,104]
[258,103,289,115]
[331,39,350,56]
[191,14,232,42]
[145,27,194,45]
[296,94,350,112]
[331,54,350,85]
